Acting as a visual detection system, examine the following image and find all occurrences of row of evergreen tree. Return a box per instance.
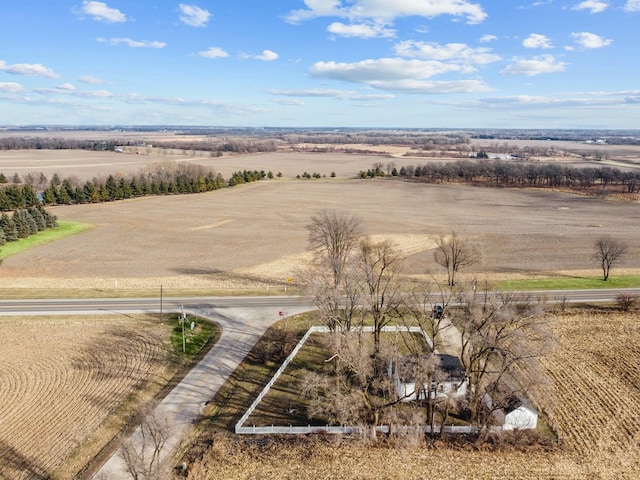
[0,206,58,246]
[0,166,269,211]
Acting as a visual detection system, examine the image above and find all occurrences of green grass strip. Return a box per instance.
[497,275,640,291]
[170,315,217,358]
[0,220,93,260]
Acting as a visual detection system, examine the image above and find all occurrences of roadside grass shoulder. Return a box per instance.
[170,314,218,359]
[497,275,640,291]
[0,220,92,260]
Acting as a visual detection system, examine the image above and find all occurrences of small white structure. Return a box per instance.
[395,354,467,402]
[499,398,538,431]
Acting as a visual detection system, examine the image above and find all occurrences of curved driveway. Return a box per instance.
[91,297,315,479]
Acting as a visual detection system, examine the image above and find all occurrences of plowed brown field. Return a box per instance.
[0,315,173,480]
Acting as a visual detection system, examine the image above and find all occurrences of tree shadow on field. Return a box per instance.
[500,267,591,280]
[0,440,51,480]
[171,267,292,288]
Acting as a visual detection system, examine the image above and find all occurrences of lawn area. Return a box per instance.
[497,274,640,291]
[170,313,219,359]
[0,220,92,260]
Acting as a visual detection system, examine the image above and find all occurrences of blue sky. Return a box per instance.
[1,1,639,128]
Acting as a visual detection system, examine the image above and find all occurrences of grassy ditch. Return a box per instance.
[497,274,640,291]
[0,220,92,260]
[170,313,218,358]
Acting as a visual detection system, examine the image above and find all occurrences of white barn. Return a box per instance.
[493,397,539,431]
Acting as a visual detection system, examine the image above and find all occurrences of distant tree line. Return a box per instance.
[0,136,279,154]
[385,159,640,194]
[281,132,471,147]
[0,206,57,245]
[0,163,269,210]
[152,138,279,154]
[0,137,121,151]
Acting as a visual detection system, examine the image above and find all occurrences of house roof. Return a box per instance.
[396,353,466,382]
[503,396,538,415]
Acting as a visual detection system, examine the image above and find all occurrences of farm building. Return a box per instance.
[484,395,538,430]
[395,353,468,402]
[493,397,539,430]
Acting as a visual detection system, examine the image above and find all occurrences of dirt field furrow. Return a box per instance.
[0,316,172,480]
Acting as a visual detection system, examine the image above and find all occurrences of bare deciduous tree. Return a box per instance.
[433,232,481,286]
[301,252,361,331]
[358,237,403,357]
[594,236,627,281]
[454,287,554,435]
[304,211,363,332]
[301,329,402,440]
[120,402,171,480]
[307,210,362,289]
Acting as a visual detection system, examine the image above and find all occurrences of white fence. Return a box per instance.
[236,424,478,435]
[235,325,442,435]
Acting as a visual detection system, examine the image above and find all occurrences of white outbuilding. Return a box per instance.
[500,397,539,431]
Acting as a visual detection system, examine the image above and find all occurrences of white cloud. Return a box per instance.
[366,79,492,94]
[266,88,394,101]
[0,60,60,78]
[75,1,126,23]
[501,55,566,76]
[79,76,105,84]
[55,83,76,91]
[523,34,553,49]
[254,50,279,61]
[276,98,305,106]
[198,47,228,59]
[479,34,497,43]
[571,32,612,48]
[473,90,640,110]
[308,57,491,94]
[97,37,166,48]
[179,4,212,27]
[573,1,609,13]
[287,0,487,25]
[310,58,465,83]
[0,82,25,94]
[327,22,395,38]
[394,41,501,64]
[625,0,640,11]
[35,86,114,98]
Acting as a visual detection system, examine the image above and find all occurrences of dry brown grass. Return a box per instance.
[0,315,175,480]
[179,308,640,480]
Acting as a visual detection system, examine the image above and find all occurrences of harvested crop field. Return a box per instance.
[1,176,639,291]
[0,315,174,480]
[539,309,640,474]
[181,309,640,480]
